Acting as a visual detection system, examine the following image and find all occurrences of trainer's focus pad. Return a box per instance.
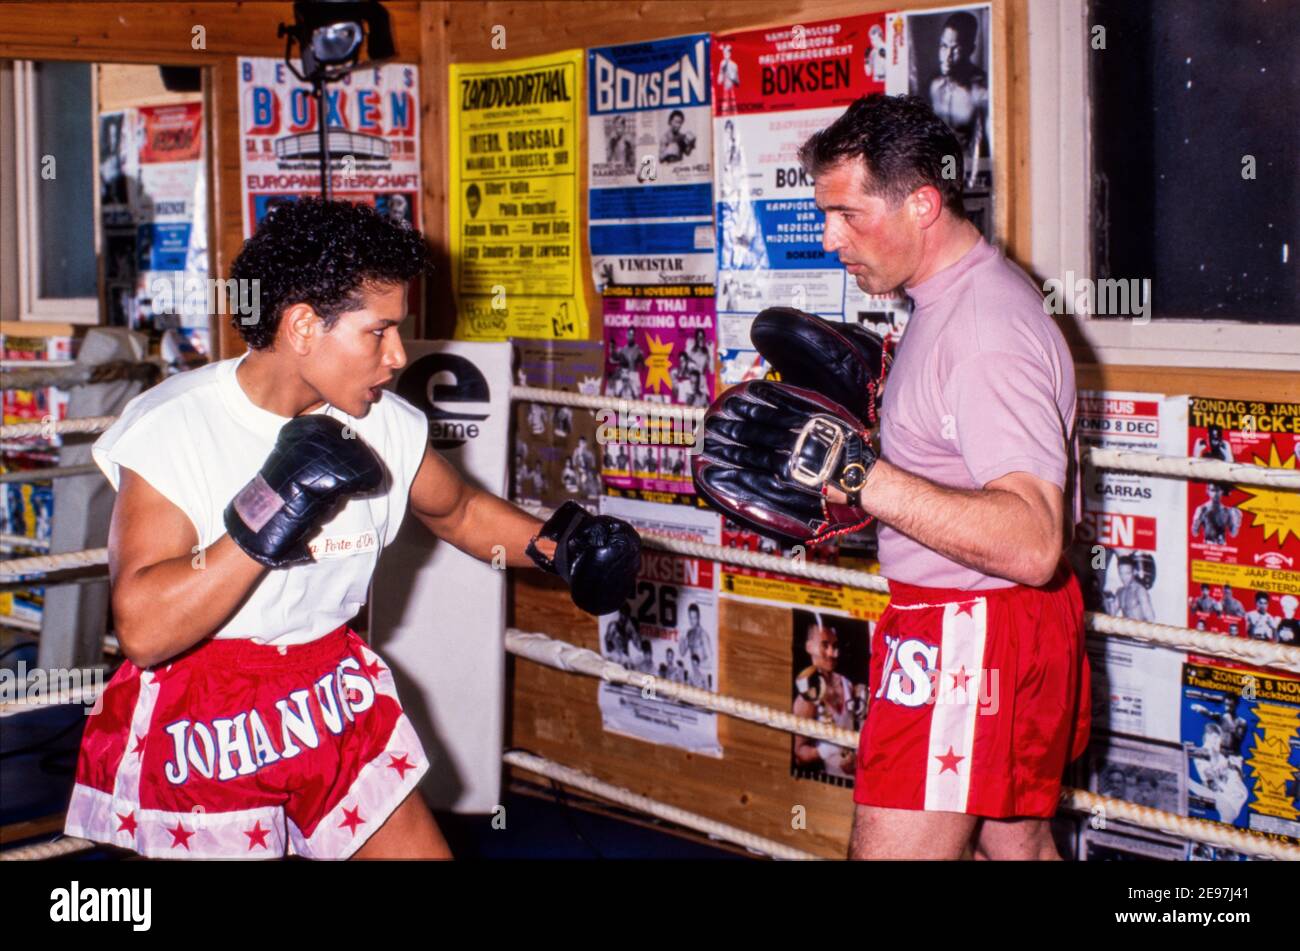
[750,307,889,425]
[692,380,870,547]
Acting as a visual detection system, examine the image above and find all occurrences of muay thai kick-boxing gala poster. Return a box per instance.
[1185,398,1300,660]
[449,51,589,342]
[600,286,713,504]
[236,58,421,237]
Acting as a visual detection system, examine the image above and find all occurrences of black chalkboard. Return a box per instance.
[1089,0,1298,322]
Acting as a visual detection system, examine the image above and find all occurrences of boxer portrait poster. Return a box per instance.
[791,609,870,788]
[511,340,603,507]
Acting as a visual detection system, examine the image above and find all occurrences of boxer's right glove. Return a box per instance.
[693,380,877,547]
[224,415,386,568]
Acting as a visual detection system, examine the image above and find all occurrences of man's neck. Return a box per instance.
[905,216,983,290]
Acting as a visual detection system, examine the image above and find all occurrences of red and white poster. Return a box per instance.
[1186,398,1300,664]
[236,58,421,237]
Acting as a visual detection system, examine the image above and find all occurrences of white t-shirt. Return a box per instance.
[92,352,429,645]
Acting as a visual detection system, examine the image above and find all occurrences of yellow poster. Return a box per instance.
[449,50,589,341]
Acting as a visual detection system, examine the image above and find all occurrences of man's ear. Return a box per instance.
[908,184,945,229]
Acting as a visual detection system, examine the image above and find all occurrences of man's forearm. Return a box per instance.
[858,460,1060,586]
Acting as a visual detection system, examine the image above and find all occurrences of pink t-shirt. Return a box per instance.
[877,238,1077,590]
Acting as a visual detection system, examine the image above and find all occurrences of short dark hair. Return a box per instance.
[944,11,979,51]
[230,198,431,350]
[668,109,685,123]
[797,93,966,217]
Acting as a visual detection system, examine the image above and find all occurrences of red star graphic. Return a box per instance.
[935,746,965,774]
[131,734,146,760]
[167,822,194,850]
[116,811,138,836]
[339,806,365,836]
[387,753,415,779]
[953,601,977,617]
[244,821,270,850]
[362,655,384,681]
[949,666,973,691]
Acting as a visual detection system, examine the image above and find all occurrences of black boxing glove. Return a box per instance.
[527,501,641,616]
[224,415,386,568]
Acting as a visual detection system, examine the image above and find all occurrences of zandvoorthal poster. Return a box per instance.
[449,50,589,342]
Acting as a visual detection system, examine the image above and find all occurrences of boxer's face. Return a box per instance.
[300,281,408,418]
[816,158,920,295]
[939,28,963,75]
[806,627,839,672]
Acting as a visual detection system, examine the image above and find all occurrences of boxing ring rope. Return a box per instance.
[0,464,99,483]
[1,358,163,391]
[503,629,1297,861]
[3,633,1295,861]
[0,415,117,440]
[503,751,818,860]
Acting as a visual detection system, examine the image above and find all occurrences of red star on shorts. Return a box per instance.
[131,734,146,760]
[387,753,415,779]
[935,746,965,774]
[339,806,365,836]
[949,666,973,691]
[361,655,384,681]
[953,601,977,617]
[244,821,270,851]
[167,822,194,850]
[116,811,138,836]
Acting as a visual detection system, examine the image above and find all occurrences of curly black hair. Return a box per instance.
[229,198,432,350]
[797,93,966,217]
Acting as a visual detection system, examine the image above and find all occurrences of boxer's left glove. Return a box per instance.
[225,415,386,568]
[693,380,877,547]
[527,501,641,616]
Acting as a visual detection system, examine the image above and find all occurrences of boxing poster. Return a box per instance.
[587,34,715,290]
[599,285,714,504]
[1186,399,1300,665]
[718,517,889,622]
[511,339,603,507]
[1087,735,1186,816]
[449,51,588,342]
[236,58,421,235]
[711,14,909,381]
[368,341,513,813]
[891,4,996,237]
[1180,661,1300,842]
[791,609,870,788]
[1071,391,1189,743]
[596,496,722,756]
[1077,822,1188,862]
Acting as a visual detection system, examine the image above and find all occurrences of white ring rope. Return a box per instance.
[504,750,817,860]
[0,547,108,579]
[0,415,117,440]
[1088,446,1300,490]
[0,837,95,861]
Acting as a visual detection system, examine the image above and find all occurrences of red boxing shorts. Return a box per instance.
[64,625,428,859]
[854,566,1090,818]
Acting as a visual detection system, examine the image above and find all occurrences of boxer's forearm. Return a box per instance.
[856,460,1062,587]
[421,486,554,567]
[113,535,267,668]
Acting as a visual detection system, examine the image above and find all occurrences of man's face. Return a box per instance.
[1207,484,1224,502]
[299,282,407,418]
[1119,563,1133,584]
[670,114,684,132]
[1256,595,1269,611]
[816,159,921,295]
[939,27,964,75]
[806,626,839,672]
[689,606,700,626]
[467,193,481,218]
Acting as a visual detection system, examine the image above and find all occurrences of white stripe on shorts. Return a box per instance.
[923,599,987,813]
